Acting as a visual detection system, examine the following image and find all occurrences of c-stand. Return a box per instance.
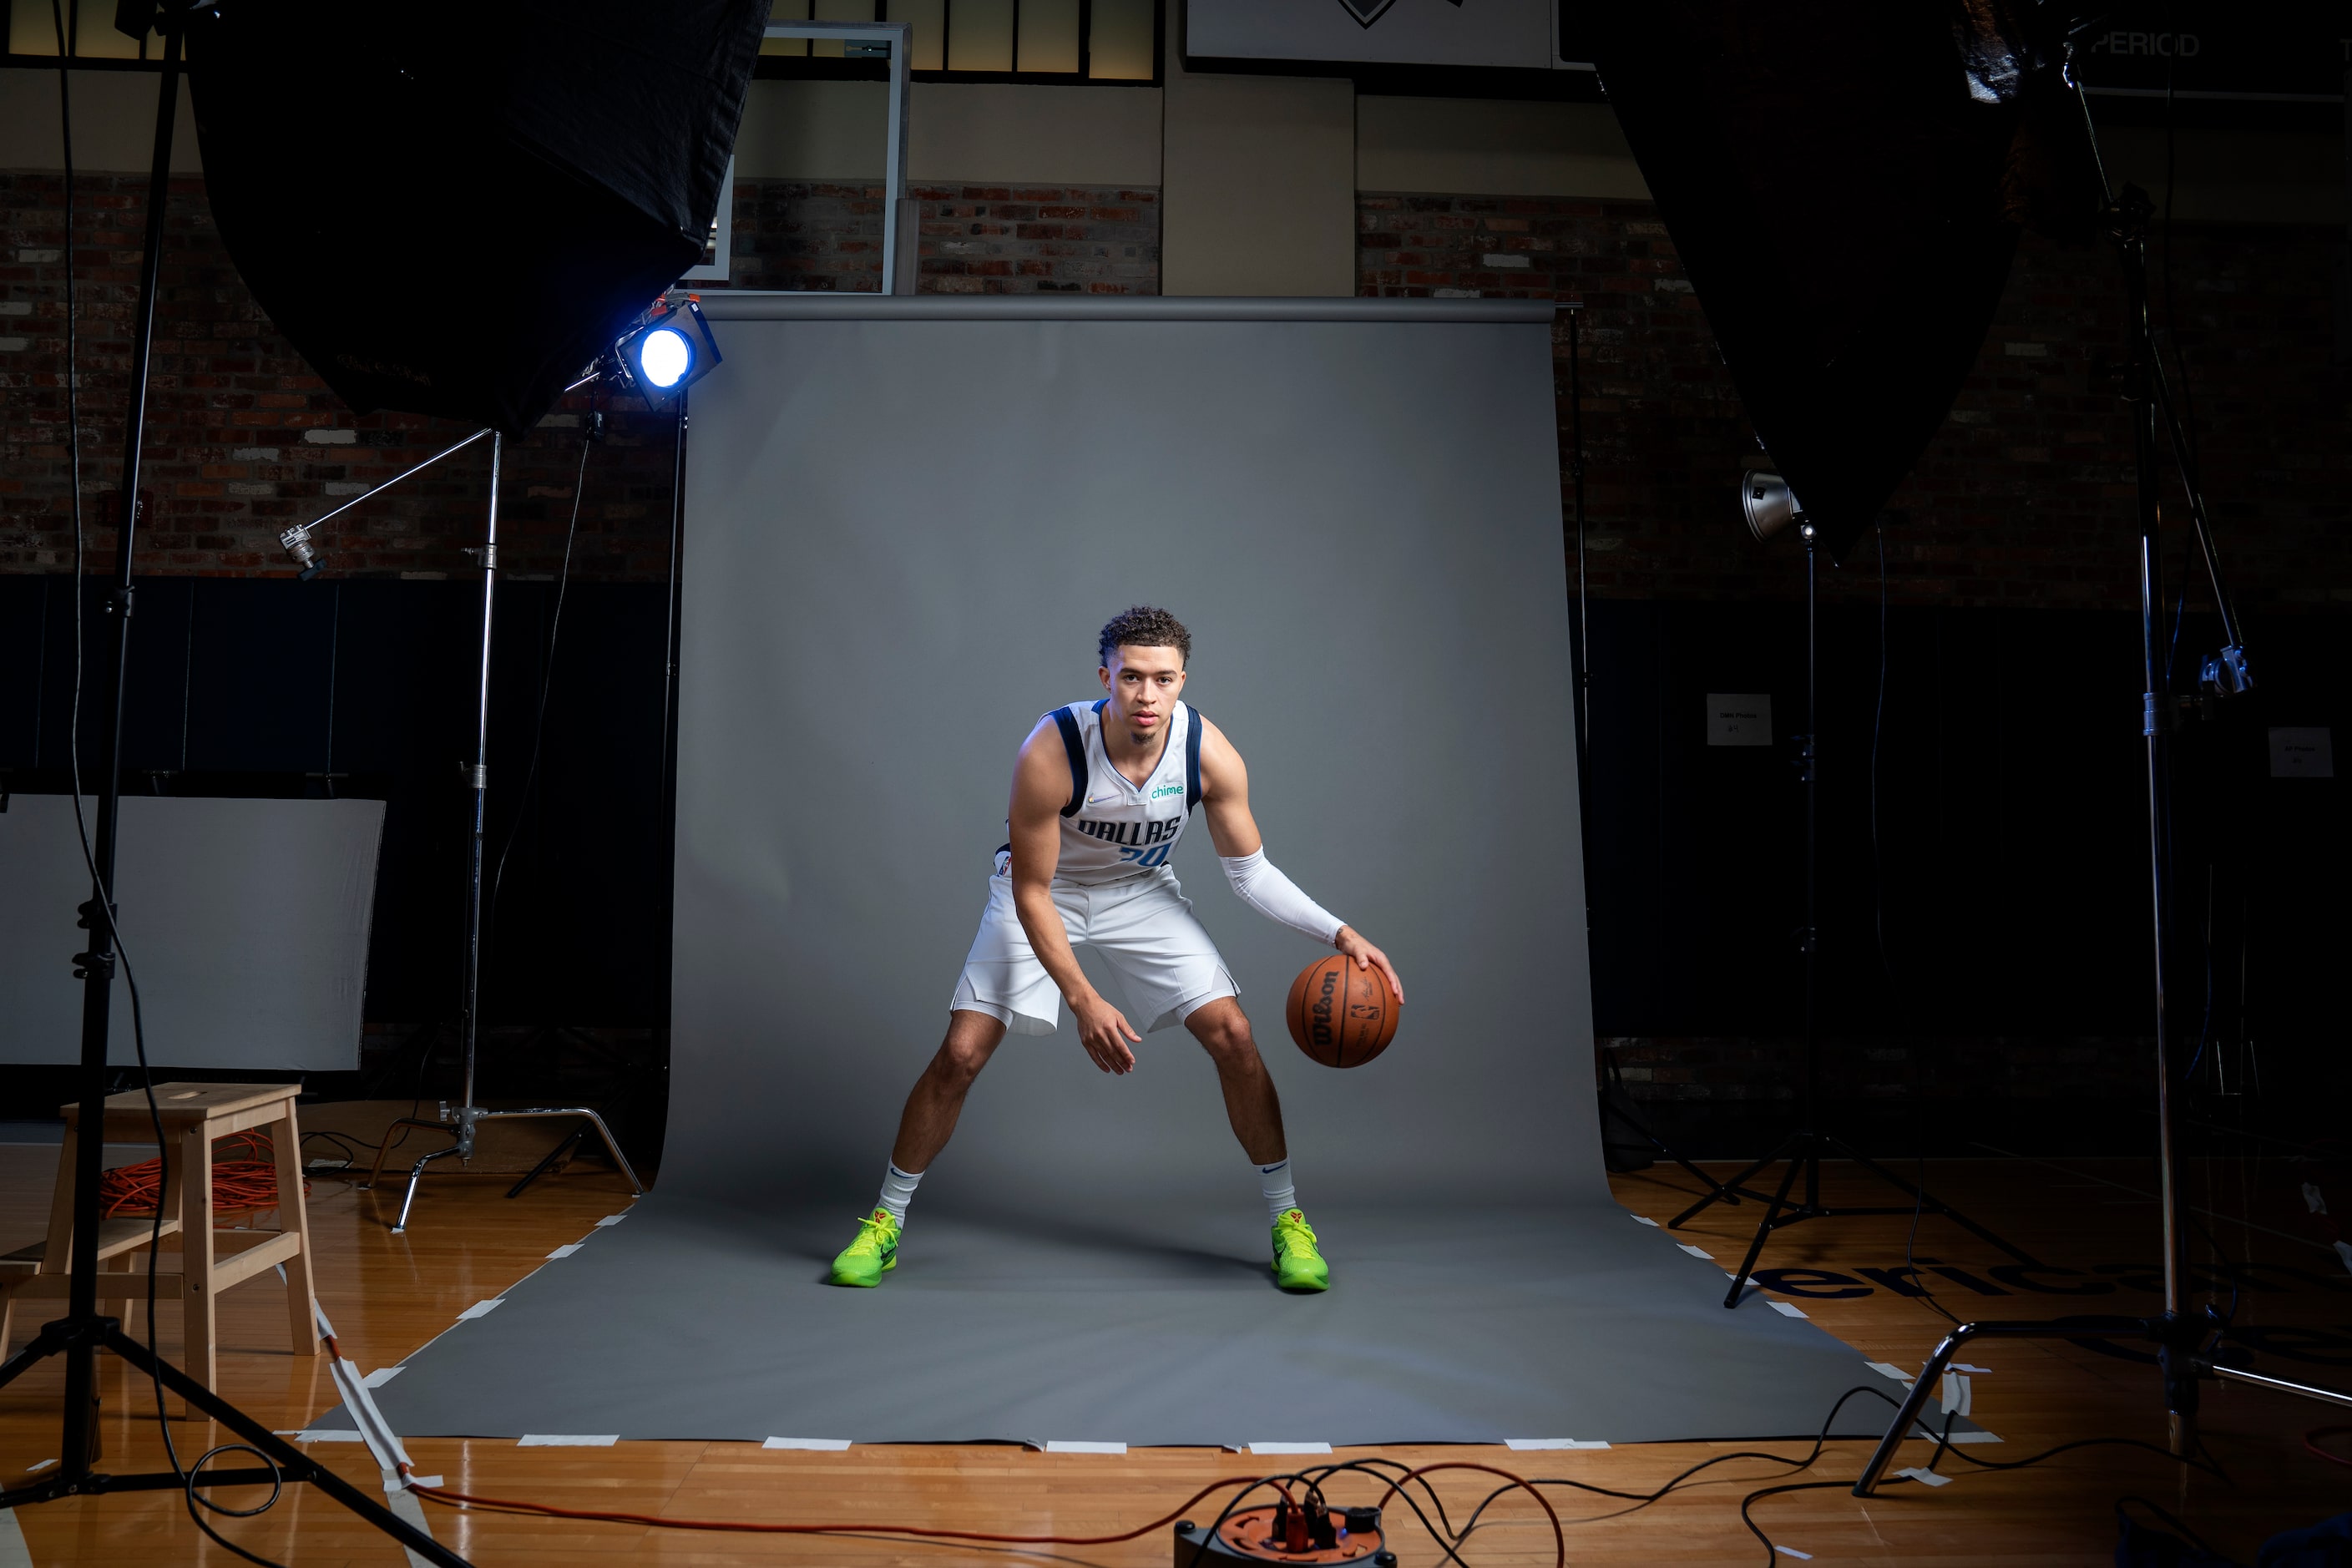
[1854,68,2348,1485]
[0,12,468,1560]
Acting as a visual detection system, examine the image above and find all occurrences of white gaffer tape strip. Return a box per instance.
[295,1429,365,1443]
[1940,1373,1973,1418]
[457,1298,503,1320]
[1249,1442,1332,1455]
[764,1438,852,1451]
[0,1504,32,1568]
[1045,1441,1127,1454]
[595,1213,629,1227]
[312,1302,413,1476]
[1505,1439,1611,1451]
[22,1460,54,1474]
[1894,1467,1953,1487]
[519,1434,620,1447]
[363,1367,404,1388]
[1951,1363,1991,1373]
[408,1476,445,1489]
[378,1465,442,1568]
[1947,1430,2003,1444]
[1776,1547,1813,1560]
[1678,1243,1714,1260]
[547,1244,584,1260]
[1768,1301,1808,1318]
[1864,1362,1912,1383]
[1630,1215,1660,1227]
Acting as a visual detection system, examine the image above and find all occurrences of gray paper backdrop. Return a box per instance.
[671,299,1596,1212]
[319,301,1957,1450]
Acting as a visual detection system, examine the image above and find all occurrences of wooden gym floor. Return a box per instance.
[0,1105,2343,1566]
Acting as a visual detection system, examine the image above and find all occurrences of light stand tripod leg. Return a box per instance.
[98,1326,472,1567]
[392,1141,463,1236]
[475,1109,645,1196]
[1670,1135,1798,1230]
[1722,1143,1807,1308]
[508,1126,585,1198]
[1600,1099,1739,1201]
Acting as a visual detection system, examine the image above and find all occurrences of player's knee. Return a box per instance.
[931,1024,999,1088]
[930,1043,988,1090]
[1192,1011,1257,1065]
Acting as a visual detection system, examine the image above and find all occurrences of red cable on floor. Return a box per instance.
[401,1458,1569,1565]
[402,1468,1263,1543]
[2306,1427,2352,1469]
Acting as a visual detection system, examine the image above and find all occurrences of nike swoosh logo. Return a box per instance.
[1086,793,1119,805]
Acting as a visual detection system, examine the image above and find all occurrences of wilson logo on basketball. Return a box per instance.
[1286,954,1400,1070]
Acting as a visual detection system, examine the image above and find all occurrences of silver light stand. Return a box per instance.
[348,430,645,1232]
[1849,47,2346,1489]
[278,386,645,1232]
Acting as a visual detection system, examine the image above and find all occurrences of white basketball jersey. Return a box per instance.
[999,700,1202,887]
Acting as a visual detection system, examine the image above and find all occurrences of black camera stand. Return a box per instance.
[0,14,468,1560]
[1668,524,2036,1304]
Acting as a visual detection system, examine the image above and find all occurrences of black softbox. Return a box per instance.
[187,0,768,439]
[1587,2,2103,559]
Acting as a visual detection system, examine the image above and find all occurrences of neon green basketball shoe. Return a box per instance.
[830,1208,901,1287]
[1272,1209,1329,1292]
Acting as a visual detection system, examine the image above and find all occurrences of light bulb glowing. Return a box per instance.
[636,326,692,389]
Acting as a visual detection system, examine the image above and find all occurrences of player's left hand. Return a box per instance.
[1334,927,1404,1006]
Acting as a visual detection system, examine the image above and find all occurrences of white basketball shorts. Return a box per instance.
[950,867,1239,1037]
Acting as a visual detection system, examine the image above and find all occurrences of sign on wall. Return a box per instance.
[2071,6,2349,102]
[1184,0,1572,73]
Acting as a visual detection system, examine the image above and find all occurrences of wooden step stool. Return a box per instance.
[0,1083,321,1393]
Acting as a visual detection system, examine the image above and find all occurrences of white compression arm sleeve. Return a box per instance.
[1220,848,1344,946]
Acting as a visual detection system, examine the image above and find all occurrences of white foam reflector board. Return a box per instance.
[0,797,383,1069]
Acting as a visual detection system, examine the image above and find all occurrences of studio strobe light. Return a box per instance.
[1738,469,1798,544]
[616,298,722,406]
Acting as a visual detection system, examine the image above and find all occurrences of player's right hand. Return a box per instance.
[1071,994,1140,1075]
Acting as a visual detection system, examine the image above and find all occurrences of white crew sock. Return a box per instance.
[1257,1158,1298,1223]
[877,1162,923,1224]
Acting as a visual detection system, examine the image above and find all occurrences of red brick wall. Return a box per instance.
[7,172,2337,604]
[731,180,1160,294]
[0,175,1158,578]
[1360,191,2352,615]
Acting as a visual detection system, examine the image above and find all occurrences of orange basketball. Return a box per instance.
[1285,954,1400,1069]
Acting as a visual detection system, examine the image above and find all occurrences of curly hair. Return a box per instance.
[1098,605,1191,667]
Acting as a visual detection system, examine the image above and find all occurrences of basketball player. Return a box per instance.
[830,606,1404,1292]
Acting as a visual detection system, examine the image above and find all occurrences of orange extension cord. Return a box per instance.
[397,1459,1567,1565]
[97,1131,302,1217]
